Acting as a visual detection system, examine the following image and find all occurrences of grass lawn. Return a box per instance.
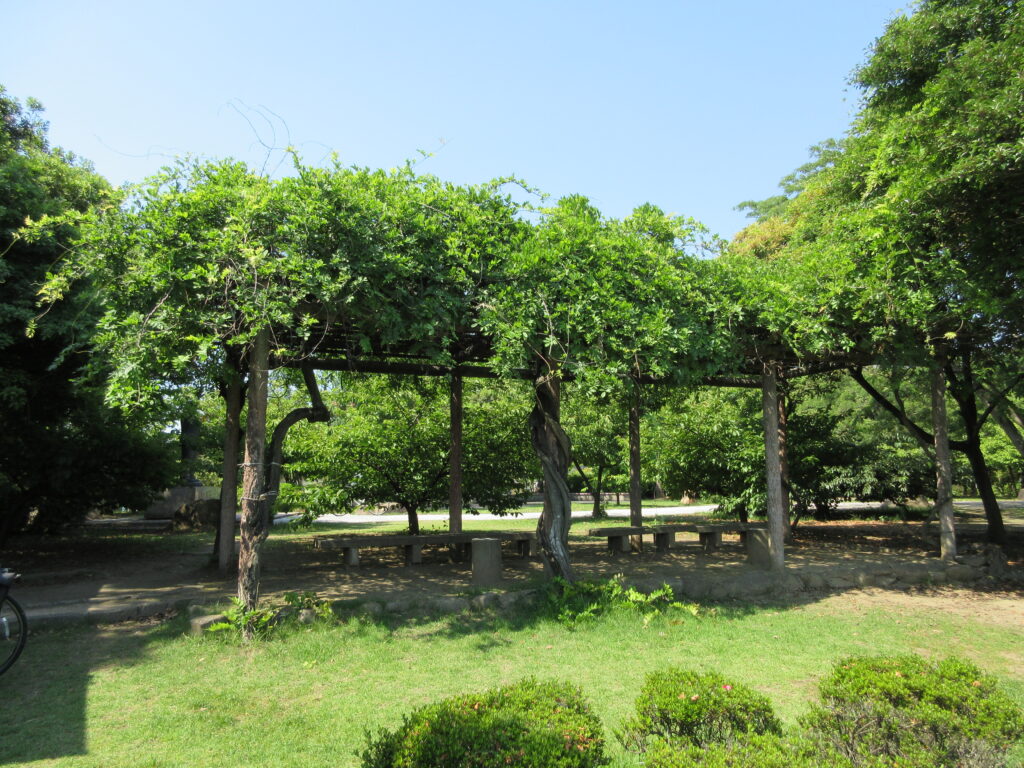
[6,589,1023,767]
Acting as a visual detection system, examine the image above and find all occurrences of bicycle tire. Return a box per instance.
[0,595,27,676]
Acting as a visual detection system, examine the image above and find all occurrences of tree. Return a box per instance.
[645,388,764,517]
[561,387,628,518]
[41,154,531,620]
[37,157,339,621]
[821,0,1024,543]
[280,375,537,532]
[728,0,1024,548]
[0,86,175,544]
[481,196,730,579]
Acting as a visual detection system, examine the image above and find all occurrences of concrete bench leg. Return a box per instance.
[745,529,772,569]
[343,547,359,567]
[699,531,722,553]
[403,544,423,565]
[607,534,630,555]
[516,539,534,558]
[471,538,502,587]
[654,532,674,554]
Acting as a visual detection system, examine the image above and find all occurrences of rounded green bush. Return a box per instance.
[617,668,782,752]
[802,654,1024,767]
[359,678,609,768]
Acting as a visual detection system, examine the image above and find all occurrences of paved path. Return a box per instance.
[274,504,715,525]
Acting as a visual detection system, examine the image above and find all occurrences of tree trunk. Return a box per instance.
[407,505,420,535]
[930,355,957,561]
[530,372,574,581]
[216,363,244,573]
[988,403,1024,497]
[963,438,1005,543]
[238,329,269,628]
[948,353,1006,544]
[761,362,786,572]
[180,415,201,486]
[571,457,606,519]
[593,465,605,518]
[737,502,749,525]
[449,373,463,534]
[984,392,1024,461]
[628,388,643,551]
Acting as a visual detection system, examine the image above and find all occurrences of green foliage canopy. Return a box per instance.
[1,86,175,538]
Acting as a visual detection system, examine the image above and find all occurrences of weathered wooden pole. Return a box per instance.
[761,361,786,571]
[449,373,464,534]
[530,371,575,581]
[930,348,957,562]
[217,363,243,574]
[778,387,791,531]
[238,329,270,622]
[628,384,643,551]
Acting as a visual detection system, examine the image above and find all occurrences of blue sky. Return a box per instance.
[3,1,908,238]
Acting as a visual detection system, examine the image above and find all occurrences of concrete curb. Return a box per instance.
[25,598,185,629]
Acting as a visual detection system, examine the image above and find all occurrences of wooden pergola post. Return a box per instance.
[449,373,464,534]
[761,361,786,572]
[931,347,956,561]
[628,383,643,551]
[217,364,243,574]
[778,386,792,540]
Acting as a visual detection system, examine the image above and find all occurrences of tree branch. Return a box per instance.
[847,366,970,451]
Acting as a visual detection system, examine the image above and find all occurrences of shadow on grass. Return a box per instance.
[0,612,187,765]
[316,577,767,655]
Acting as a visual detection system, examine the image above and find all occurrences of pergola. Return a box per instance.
[225,313,868,600]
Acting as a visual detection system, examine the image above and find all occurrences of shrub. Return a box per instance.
[207,598,277,640]
[802,655,1024,767]
[544,575,697,629]
[643,734,847,768]
[359,678,609,768]
[617,668,781,752]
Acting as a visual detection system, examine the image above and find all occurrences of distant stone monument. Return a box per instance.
[144,485,219,520]
[145,416,218,519]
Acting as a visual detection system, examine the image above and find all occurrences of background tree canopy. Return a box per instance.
[0,88,175,542]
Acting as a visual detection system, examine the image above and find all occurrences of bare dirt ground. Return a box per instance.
[7,515,1023,631]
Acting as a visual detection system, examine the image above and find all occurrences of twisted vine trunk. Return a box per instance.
[530,373,575,582]
[262,364,330,529]
[238,329,270,623]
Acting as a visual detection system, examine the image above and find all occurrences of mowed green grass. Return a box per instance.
[6,591,1023,768]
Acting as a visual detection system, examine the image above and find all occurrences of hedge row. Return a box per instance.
[360,655,1024,768]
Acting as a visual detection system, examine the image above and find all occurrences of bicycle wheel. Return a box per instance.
[0,595,27,675]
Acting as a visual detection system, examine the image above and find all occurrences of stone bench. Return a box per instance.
[312,531,537,567]
[587,526,651,554]
[590,522,770,556]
